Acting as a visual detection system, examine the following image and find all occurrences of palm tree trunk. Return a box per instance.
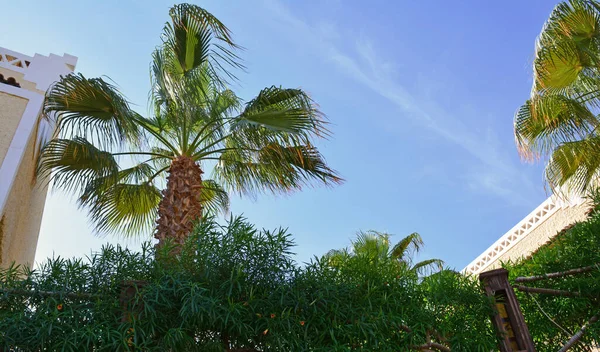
[155,156,203,250]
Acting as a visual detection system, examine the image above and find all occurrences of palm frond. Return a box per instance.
[514,94,599,159]
[200,179,230,216]
[532,0,600,91]
[37,137,119,195]
[323,248,349,268]
[44,74,139,148]
[214,142,342,197]
[545,136,600,194]
[234,87,329,141]
[83,183,161,238]
[351,231,390,261]
[534,43,586,90]
[391,232,424,262]
[162,4,243,82]
[411,259,444,277]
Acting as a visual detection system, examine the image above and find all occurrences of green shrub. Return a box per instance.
[0,216,496,351]
[505,192,600,351]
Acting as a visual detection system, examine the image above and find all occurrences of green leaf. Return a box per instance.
[163,4,242,81]
[44,74,140,148]
[390,232,424,261]
[236,87,329,138]
[84,182,161,238]
[214,142,342,197]
[200,179,230,216]
[37,137,119,195]
[545,136,600,194]
[514,94,599,159]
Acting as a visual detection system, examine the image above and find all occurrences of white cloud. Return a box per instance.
[263,0,537,205]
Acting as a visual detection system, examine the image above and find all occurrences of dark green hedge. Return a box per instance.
[0,216,496,351]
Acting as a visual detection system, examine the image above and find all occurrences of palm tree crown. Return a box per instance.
[38,4,342,246]
[515,0,600,194]
[325,231,444,277]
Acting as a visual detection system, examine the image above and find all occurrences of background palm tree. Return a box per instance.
[325,231,444,276]
[37,4,342,248]
[515,0,600,194]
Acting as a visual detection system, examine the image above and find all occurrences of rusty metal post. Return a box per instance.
[479,268,536,352]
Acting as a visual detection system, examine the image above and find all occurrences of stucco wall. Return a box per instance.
[483,202,592,271]
[0,92,28,167]
[0,132,48,267]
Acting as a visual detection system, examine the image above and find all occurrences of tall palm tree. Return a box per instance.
[37,4,342,248]
[326,231,444,276]
[515,0,600,194]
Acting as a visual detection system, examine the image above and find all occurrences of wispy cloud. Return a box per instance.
[263,0,537,206]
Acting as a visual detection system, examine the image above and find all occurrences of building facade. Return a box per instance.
[464,192,592,275]
[0,47,76,268]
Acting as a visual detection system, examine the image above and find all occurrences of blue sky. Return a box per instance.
[2,0,560,270]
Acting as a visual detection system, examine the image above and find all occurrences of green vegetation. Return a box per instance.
[505,192,600,351]
[37,4,342,248]
[0,217,497,351]
[325,231,444,277]
[515,0,600,194]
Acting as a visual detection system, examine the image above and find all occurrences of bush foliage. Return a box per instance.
[506,192,600,351]
[0,217,496,351]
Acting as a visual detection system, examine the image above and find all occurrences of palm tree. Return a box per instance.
[515,0,600,194]
[326,231,444,276]
[37,4,342,248]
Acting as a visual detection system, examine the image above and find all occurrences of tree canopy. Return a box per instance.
[37,3,342,244]
[515,0,600,194]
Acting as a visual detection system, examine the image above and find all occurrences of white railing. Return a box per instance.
[463,193,586,275]
[0,47,77,91]
[0,48,33,73]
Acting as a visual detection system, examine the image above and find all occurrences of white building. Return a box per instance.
[0,47,76,268]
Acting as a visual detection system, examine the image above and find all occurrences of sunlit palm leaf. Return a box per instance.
[538,0,600,46]
[44,74,139,148]
[351,231,391,261]
[390,232,424,262]
[323,249,349,268]
[411,259,444,277]
[514,94,599,159]
[545,136,600,194]
[533,0,600,90]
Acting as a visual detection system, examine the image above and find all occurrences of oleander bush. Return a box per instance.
[0,216,497,351]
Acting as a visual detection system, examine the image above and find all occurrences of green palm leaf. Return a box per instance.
[235,87,329,139]
[44,74,139,148]
[85,183,161,238]
[514,94,599,159]
[545,136,600,194]
[390,232,424,262]
[163,4,242,81]
[200,179,230,216]
[214,142,342,196]
[411,259,445,277]
[37,137,119,195]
